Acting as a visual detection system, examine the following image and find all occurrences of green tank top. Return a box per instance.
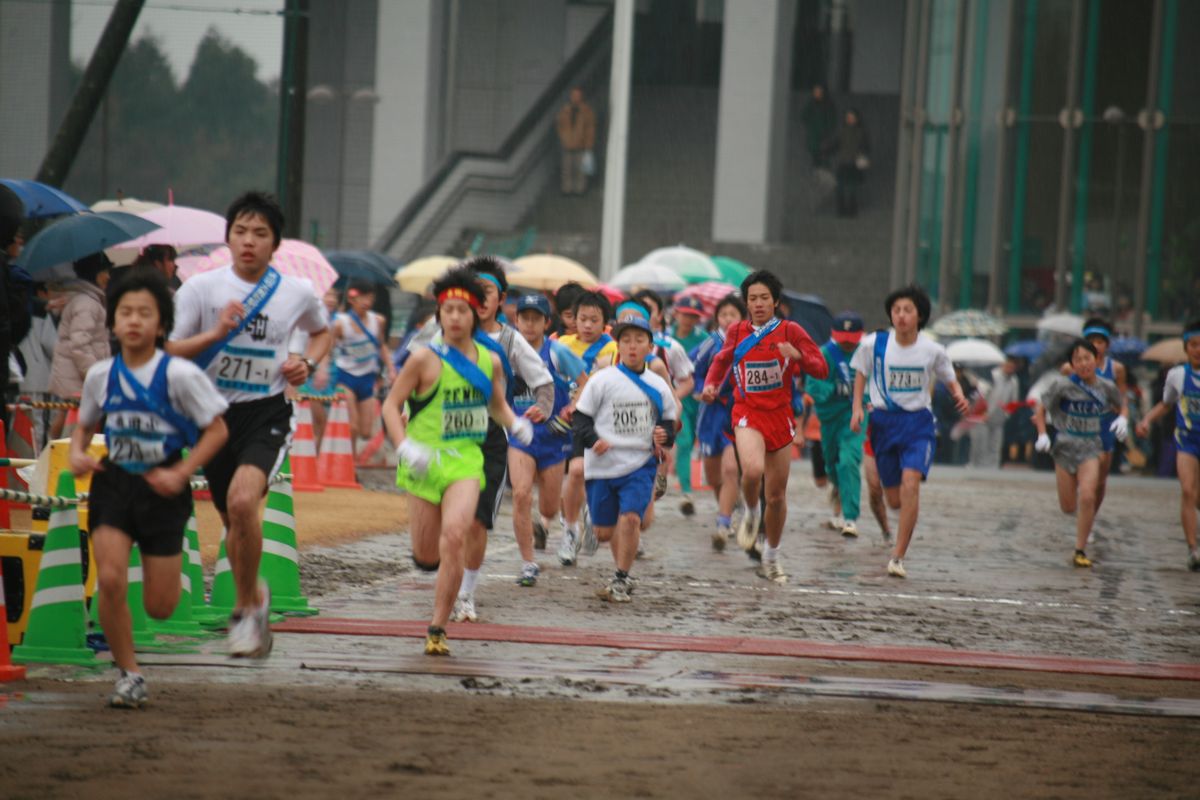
[407,341,493,448]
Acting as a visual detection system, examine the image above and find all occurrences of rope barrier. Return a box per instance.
[0,473,292,509]
[6,400,79,411]
[293,393,347,405]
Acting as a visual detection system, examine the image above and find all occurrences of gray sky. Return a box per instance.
[71,0,284,84]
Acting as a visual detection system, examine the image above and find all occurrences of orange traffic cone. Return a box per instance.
[0,570,26,681]
[317,399,361,489]
[8,405,36,459]
[62,405,80,440]
[355,425,388,468]
[689,454,710,492]
[291,401,324,492]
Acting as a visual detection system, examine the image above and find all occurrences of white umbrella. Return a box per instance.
[1037,313,1084,338]
[946,338,1006,366]
[610,262,687,292]
[638,245,721,284]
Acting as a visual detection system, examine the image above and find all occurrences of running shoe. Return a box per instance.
[597,576,632,603]
[533,519,548,551]
[226,612,255,656]
[886,558,907,578]
[451,593,478,622]
[711,530,727,552]
[424,626,450,656]
[841,520,859,538]
[228,580,273,658]
[557,529,579,566]
[756,557,788,584]
[680,498,695,517]
[654,472,668,501]
[827,515,845,531]
[1072,550,1093,569]
[736,510,759,552]
[250,579,273,658]
[1188,550,1200,572]
[624,573,639,593]
[517,562,540,587]
[109,671,147,709]
[580,509,599,557]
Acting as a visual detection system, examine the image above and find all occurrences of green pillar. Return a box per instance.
[1145,0,1177,317]
[1069,0,1101,313]
[1007,0,1039,313]
[959,0,990,309]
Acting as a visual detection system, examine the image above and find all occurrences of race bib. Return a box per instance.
[1060,399,1102,436]
[442,402,488,442]
[341,337,378,367]
[513,389,536,415]
[743,360,782,393]
[887,366,925,394]
[216,344,276,394]
[611,400,653,437]
[105,412,167,470]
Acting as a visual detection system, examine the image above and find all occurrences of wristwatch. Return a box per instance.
[301,357,317,374]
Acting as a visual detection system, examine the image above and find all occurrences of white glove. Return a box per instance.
[508,416,534,446]
[396,439,433,478]
[1035,433,1052,453]
[1109,415,1129,442]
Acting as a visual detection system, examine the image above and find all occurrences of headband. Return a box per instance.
[614,301,649,321]
[437,286,482,310]
[477,272,504,293]
[1184,330,1199,343]
[1082,325,1111,341]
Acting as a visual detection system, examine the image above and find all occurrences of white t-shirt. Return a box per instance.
[79,351,229,467]
[1163,365,1191,406]
[850,331,954,412]
[334,310,386,376]
[575,365,677,480]
[171,266,328,403]
[654,336,695,383]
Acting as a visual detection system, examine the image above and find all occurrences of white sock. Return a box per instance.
[565,520,579,535]
[762,544,779,561]
[523,560,538,572]
[460,568,480,597]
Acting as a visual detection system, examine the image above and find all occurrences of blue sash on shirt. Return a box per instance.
[349,311,380,349]
[872,331,901,412]
[822,340,853,396]
[581,333,614,371]
[433,343,493,402]
[195,267,282,369]
[731,318,780,367]
[616,363,663,424]
[474,329,515,393]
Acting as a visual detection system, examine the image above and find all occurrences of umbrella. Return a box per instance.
[1141,338,1186,364]
[609,262,687,292]
[124,205,227,250]
[711,255,752,286]
[638,245,721,284]
[91,197,163,215]
[395,255,458,294]
[510,254,599,291]
[324,250,398,285]
[673,280,740,317]
[1004,339,1045,360]
[930,309,1008,338]
[16,211,161,274]
[0,178,89,218]
[946,338,1006,366]
[1036,312,1084,338]
[177,239,339,296]
[781,290,834,344]
[1109,336,1148,359]
[594,284,627,307]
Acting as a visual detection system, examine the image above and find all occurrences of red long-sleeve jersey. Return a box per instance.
[705,318,828,410]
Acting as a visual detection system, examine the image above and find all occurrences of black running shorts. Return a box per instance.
[88,456,192,557]
[474,421,509,530]
[204,393,292,513]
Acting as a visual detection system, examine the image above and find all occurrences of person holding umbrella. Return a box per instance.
[48,253,113,438]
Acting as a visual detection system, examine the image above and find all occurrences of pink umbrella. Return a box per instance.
[124,205,227,250]
[177,239,338,296]
[673,281,740,317]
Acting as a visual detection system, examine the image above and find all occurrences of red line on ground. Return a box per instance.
[271,617,1200,682]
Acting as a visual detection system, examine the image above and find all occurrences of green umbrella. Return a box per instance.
[638,245,721,285]
[711,256,752,286]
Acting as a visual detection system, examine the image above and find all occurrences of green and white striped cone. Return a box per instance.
[260,463,317,616]
[185,510,224,624]
[89,544,188,652]
[208,526,235,615]
[147,510,208,636]
[12,471,97,666]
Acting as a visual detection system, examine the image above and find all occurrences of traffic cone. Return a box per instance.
[0,570,26,681]
[259,462,317,616]
[7,405,36,460]
[290,401,324,492]
[356,424,388,468]
[184,511,223,624]
[317,399,361,489]
[208,526,235,615]
[11,472,97,666]
[0,421,10,528]
[147,509,208,636]
[62,405,80,439]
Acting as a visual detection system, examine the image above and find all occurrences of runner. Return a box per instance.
[1061,318,1129,517]
[1034,338,1126,568]
[573,312,677,602]
[701,270,827,583]
[168,191,331,657]
[553,281,587,339]
[509,293,588,586]
[1135,318,1200,571]
[850,285,969,578]
[332,279,394,453]
[295,286,341,445]
[807,311,868,537]
[862,432,893,539]
[70,270,229,706]
[690,293,747,550]
[380,266,531,655]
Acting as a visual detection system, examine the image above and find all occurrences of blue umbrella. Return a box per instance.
[1004,339,1045,360]
[0,178,89,218]
[781,290,833,343]
[1109,336,1148,360]
[324,250,398,285]
[16,212,160,274]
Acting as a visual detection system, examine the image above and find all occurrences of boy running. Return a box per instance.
[509,293,588,585]
[850,286,968,578]
[168,191,331,657]
[701,270,827,583]
[1136,319,1200,571]
[381,267,531,655]
[573,312,677,602]
[333,279,394,451]
[70,270,229,707]
[1035,338,1126,568]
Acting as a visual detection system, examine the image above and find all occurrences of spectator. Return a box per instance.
[555,87,596,195]
[801,83,837,169]
[133,244,181,292]
[48,252,112,437]
[824,108,871,217]
[970,356,1020,468]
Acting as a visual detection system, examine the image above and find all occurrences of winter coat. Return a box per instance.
[825,122,870,169]
[556,101,596,151]
[48,280,109,398]
[17,314,58,393]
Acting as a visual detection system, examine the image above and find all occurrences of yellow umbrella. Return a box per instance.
[395,255,458,295]
[510,254,598,291]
